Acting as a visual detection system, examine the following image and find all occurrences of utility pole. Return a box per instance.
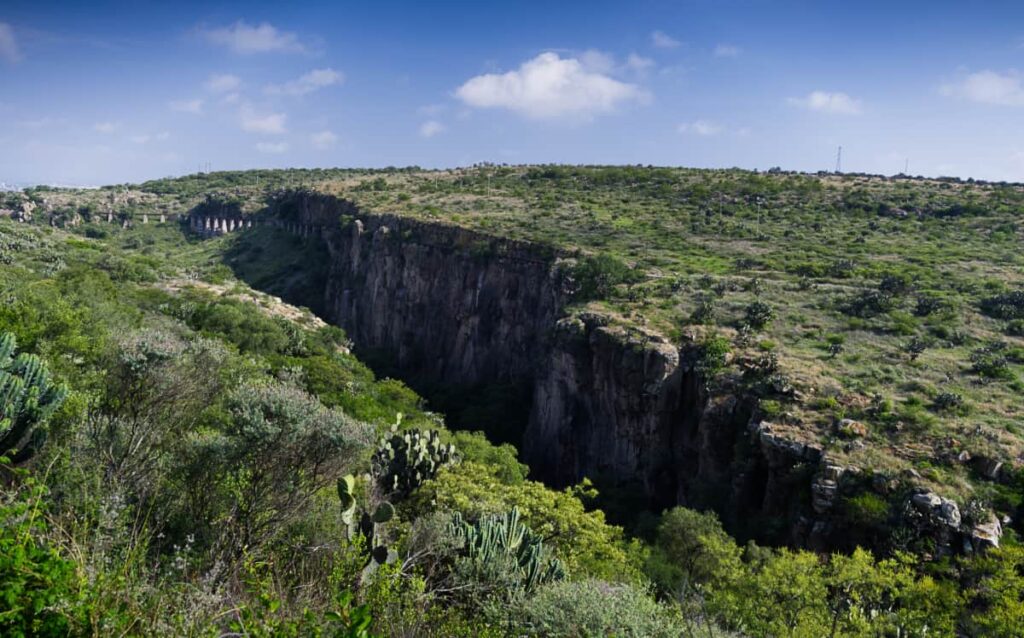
[835,146,842,174]
[904,158,909,175]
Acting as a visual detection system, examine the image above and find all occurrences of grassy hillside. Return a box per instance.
[2,166,1024,636]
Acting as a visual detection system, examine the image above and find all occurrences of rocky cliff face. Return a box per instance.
[273,192,824,541]
[268,192,997,552]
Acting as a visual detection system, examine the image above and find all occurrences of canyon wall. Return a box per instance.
[272,192,861,547]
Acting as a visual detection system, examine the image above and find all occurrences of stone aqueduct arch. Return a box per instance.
[184,214,328,238]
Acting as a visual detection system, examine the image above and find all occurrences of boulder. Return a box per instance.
[969,515,1002,551]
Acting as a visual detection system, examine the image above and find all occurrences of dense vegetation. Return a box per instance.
[2,165,1024,636]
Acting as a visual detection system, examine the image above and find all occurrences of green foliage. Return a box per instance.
[450,430,527,485]
[743,300,775,329]
[0,332,68,465]
[0,481,75,638]
[970,343,1015,381]
[371,420,458,498]
[648,507,743,595]
[843,492,891,528]
[696,334,731,378]
[211,381,371,548]
[962,545,1024,636]
[448,507,565,598]
[980,290,1024,320]
[570,254,641,301]
[337,473,396,577]
[413,462,642,581]
[516,579,683,638]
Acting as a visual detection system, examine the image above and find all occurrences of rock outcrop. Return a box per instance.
[264,191,999,551]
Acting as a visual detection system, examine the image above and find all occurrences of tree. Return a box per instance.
[649,507,743,595]
[210,381,372,549]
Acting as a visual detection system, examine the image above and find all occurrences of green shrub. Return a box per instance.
[570,254,642,301]
[517,579,682,638]
[843,492,891,528]
[980,290,1024,320]
[0,481,76,638]
[696,335,731,378]
[743,300,775,329]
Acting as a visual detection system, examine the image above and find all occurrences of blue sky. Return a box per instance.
[1,0,1023,185]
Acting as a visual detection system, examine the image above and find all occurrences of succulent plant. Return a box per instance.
[449,507,565,594]
[371,416,458,498]
[1,332,68,466]
[337,473,396,579]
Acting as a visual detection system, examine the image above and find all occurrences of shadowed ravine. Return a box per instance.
[219,190,979,553]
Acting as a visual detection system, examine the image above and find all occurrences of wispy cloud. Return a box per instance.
[310,130,337,149]
[419,120,445,138]
[940,70,1024,106]
[455,52,648,120]
[677,119,723,136]
[265,68,343,96]
[651,30,681,49]
[170,98,203,114]
[256,141,289,153]
[17,116,68,129]
[93,121,118,134]
[626,53,655,73]
[240,105,287,134]
[713,44,741,58]
[0,22,20,64]
[205,73,242,93]
[787,90,863,114]
[201,21,304,54]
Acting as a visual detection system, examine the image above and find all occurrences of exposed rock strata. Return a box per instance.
[266,191,998,551]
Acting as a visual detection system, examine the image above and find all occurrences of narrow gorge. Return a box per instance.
[216,191,986,553]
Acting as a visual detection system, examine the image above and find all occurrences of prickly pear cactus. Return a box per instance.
[0,332,68,465]
[337,473,397,581]
[371,415,458,498]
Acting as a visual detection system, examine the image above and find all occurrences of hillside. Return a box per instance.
[2,166,1024,636]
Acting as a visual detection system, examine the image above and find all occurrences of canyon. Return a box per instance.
[201,190,995,553]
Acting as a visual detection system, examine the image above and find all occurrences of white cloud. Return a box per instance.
[202,20,304,54]
[940,70,1024,106]
[626,53,655,72]
[170,98,204,114]
[455,52,647,120]
[714,44,741,58]
[419,120,445,138]
[256,141,289,154]
[677,120,751,137]
[240,105,287,134]
[651,30,681,49]
[677,119,723,136]
[93,122,118,134]
[580,49,652,75]
[310,130,337,149]
[265,68,344,96]
[787,91,863,114]
[0,22,20,64]
[205,73,242,93]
